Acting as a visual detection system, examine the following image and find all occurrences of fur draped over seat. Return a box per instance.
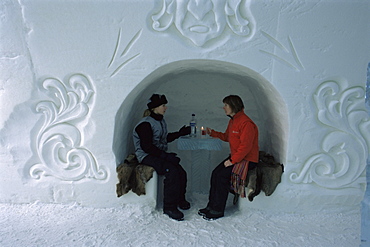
[116,154,155,197]
[246,151,284,202]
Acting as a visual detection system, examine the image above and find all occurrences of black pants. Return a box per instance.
[207,158,232,212]
[207,157,257,212]
[142,154,187,210]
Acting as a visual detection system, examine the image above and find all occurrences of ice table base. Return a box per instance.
[177,137,223,194]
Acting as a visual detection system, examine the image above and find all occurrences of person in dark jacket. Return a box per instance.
[199,95,259,220]
[133,94,191,221]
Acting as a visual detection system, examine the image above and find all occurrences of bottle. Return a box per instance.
[190,114,197,137]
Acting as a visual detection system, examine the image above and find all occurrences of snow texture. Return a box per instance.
[0,193,361,247]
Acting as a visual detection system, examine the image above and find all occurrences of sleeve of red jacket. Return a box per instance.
[210,122,230,142]
[230,121,257,163]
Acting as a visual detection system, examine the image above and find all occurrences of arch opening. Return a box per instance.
[113,60,288,171]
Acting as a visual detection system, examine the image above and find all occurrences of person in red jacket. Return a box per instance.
[199,95,259,220]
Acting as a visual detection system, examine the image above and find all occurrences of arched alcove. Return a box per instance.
[113,60,288,169]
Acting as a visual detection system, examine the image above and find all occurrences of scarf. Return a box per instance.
[230,160,249,198]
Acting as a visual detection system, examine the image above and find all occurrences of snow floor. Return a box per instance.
[0,193,363,247]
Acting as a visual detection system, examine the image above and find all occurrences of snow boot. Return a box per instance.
[163,208,184,221]
[198,206,211,217]
[178,200,191,210]
[203,210,224,221]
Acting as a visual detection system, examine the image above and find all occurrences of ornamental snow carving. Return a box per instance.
[290,79,370,188]
[108,28,142,77]
[27,74,108,182]
[260,31,304,72]
[151,0,256,47]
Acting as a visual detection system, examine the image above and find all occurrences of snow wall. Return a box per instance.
[0,0,369,213]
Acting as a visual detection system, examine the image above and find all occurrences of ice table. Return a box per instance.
[177,136,223,194]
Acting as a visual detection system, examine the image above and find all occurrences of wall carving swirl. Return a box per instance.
[28,74,108,182]
[290,79,370,189]
[151,0,256,47]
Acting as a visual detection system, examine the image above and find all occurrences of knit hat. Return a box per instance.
[147,94,168,109]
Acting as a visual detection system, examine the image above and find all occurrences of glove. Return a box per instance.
[178,125,191,136]
[160,152,181,164]
[167,153,181,164]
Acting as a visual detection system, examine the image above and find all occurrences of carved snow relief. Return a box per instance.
[290,79,370,188]
[28,74,108,182]
[151,0,256,47]
[108,28,142,77]
[260,31,304,72]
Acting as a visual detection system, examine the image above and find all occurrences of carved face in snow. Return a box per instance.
[151,0,255,47]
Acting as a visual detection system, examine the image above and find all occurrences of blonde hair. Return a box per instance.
[143,109,151,117]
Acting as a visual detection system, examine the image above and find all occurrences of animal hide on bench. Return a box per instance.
[246,151,284,202]
[116,154,155,197]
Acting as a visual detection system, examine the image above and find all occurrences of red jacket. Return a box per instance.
[211,110,259,163]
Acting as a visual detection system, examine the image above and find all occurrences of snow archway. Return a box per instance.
[113,60,288,167]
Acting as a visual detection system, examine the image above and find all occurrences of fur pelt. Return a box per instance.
[246,151,284,202]
[116,154,155,197]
